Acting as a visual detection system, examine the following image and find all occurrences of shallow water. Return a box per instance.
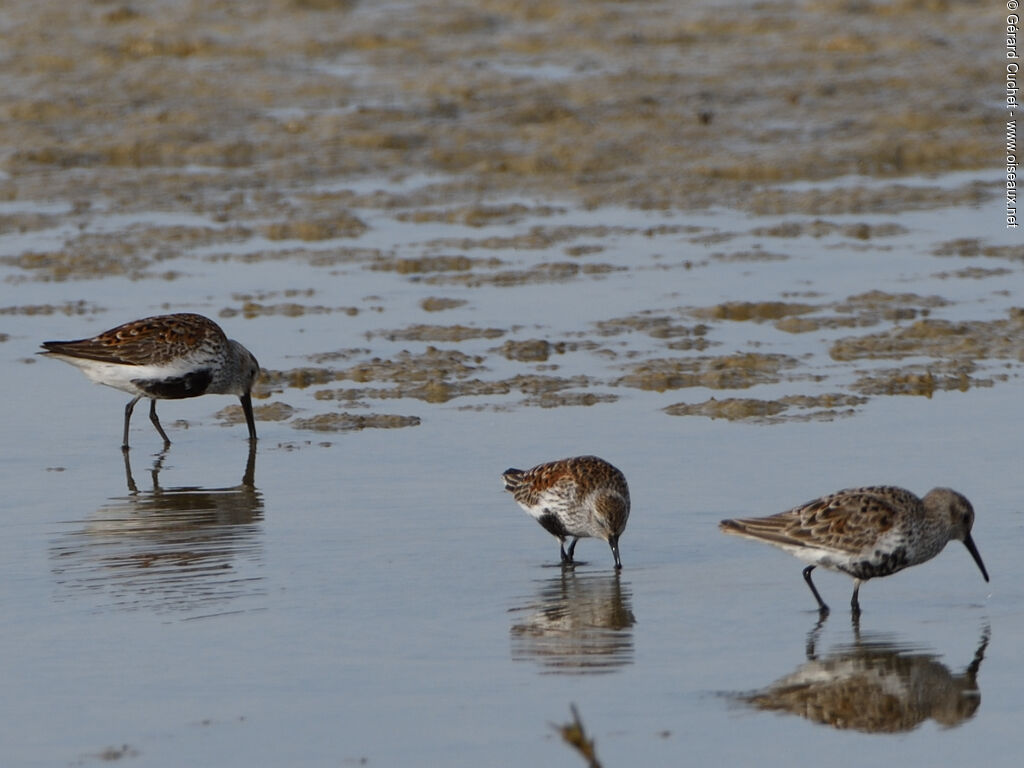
[1,0,1022,765]
[3,178,1023,766]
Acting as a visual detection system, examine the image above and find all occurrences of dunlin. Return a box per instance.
[502,455,630,569]
[41,313,259,449]
[720,486,989,614]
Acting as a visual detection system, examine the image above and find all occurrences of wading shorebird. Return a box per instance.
[502,455,630,569]
[41,313,259,449]
[720,486,989,615]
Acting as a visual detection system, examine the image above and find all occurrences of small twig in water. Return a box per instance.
[553,704,603,768]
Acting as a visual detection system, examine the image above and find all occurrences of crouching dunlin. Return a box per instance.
[720,486,989,615]
[502,455,630,569]
[41,313,260,449]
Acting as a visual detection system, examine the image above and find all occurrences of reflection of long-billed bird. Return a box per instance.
[41,313,259,449]
[50,444,264,614]
[509,571,636,674]
[732,624,990,733]
[720,486,989,614]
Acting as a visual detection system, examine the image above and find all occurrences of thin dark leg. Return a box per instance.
[559,539,570,563]
[148,399,172,446]
[850,580,862,616]
[609,534,622,570]
[566,537,579,561]
[802,565,830,615]
[122,395,142,450]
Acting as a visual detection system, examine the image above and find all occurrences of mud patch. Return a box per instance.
[0,212,62,234]
[932,267,1013,280]
[372,324,505,342]
[425,261,623,287]
[312,372,600,405]
[775,291,948,333]
[259,367,337,391]
[691,302,817,322]
[851,364,994,397]
[748,183,992,216]
[933,239,1024,261]
[501,339,555,362]
[252,402,297,422]
[313,379,504,404]
[749,221,909,240]
[227,302,361,319]
[521,391,617,408]
[339,348,486,383]
[594,313,714,350]
[0,0,997,224]
[664,393,867,423]
[0,300,101,316]
[262,213,368,241]
[830,312,1024,362]
[369,255,501,274]
[217,401,295,426]
[291,412,421,431]
[4,226,253,282]
[617,353,799,391]
[420,297,468,312]
[835,291,949,317]
[711,249,790,262]
[395,202,565,227]
[85,744,140,762]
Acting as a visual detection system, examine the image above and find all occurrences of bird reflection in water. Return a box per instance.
[732,616,990,733]
[509,571,636,674]
[50,443,265,615]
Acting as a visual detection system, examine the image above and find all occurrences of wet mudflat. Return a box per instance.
[1,1,1021,766]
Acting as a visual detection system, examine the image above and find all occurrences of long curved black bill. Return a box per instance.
[963,533,989,582]
[240,392,257,441]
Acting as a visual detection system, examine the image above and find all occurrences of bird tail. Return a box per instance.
[40,340,74,355]
[719,519,746,535]
[502,468,525,493]
[719,516,803,550]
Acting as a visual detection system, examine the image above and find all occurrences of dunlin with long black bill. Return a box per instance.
[720,486,989,615]
[41,313,259,449]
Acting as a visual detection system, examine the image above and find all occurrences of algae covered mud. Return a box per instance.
[0,0,1014,429]
[0,1,1021,767]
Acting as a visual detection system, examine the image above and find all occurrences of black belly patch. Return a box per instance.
[844,546,910,580]
[133,369,213,399]
[537,511,570,539]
